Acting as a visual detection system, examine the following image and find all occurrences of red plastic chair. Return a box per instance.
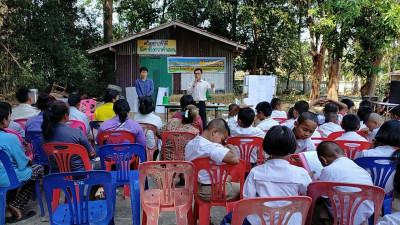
[306,182,385,225]
[327,131,346,139]
[13,118,28,129]
[311,137,332,147]
[192,158,246,225]
[357,130,369,139]
[160,131,196,160]
[139,161,195,225]
[334,140,371,160]
[273,118,288,124]
[139,123,159,161]
[66,119,87,135]
[287,154,305,168]
[226,136,264,172]
[79,99,96,121]
[231,196,312,225]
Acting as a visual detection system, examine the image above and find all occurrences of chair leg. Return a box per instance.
[198,203,211,225]
[124,185,130,199]
[0,190,6,224]
[187,206,194,225]
[382,197,392,215]
[130,179,141,225]
[142,211,147,225]
[193,202,199,225]
[35,181,45,217]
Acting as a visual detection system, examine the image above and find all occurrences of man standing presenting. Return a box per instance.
[187,68,214,128]
[135,67,154,99]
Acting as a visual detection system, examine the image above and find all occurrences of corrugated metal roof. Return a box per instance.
[88,20,247,54]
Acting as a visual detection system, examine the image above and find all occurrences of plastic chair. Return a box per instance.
[327,131,346,139]
[79,99,97,121]
[272,118,288,124]
[99,143,146,225]
[97,130,135,147]
[5,128,24,148]
[66,119,87,135]
[334,140,371,160]
[13,118,28,130]
[354,157,396,215]
[226,136,264,172]
[0,149,45,219]
[357,130,369,139]
[311,137,332,147]
[26,131,50,166]
[139,123,159,161]
[42,171,115,225]
[192,158,246,225]
[306,181,385,225]
[231,196,312,225]
[287,154,305,168]
[160,131,196,161]
[139,161,194,225]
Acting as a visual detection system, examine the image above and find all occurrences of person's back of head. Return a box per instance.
[263,125,296,156]
[0,102,11,127]
[255,101,272,118]
[228,103,238,112]
[324,102,339,114]
[288,107,295,119]
[390,105,400,120]
[206,118,231,137]
[341,114,360,132]
[294,100,309,118]
[68,93,81,108]
[139,96,155,115]
[180,95,195,109]
[37,94,56,111]
[357,106,373,122]
[360,100,373,109]
[101,89,119,103]
[113,99,130,123]
[341,99,355,112]
[16,87,30,103]
[365,113,384,127]
[297,111,318,125]
[271,98,282,110]
[325,112,338,124]
[238,107,255,127]
[42,100,69,139]
[374,120,400,147]
[317,141,345,166]
[181,104,198,124]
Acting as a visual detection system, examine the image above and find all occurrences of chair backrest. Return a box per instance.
[273,118,288,124]
[5,129,24,147]
[42,143,92,172]
[0,148,21,188]
[99,144,146,185]
[26,131,49,165]
[66,119,87,135]
[306,182,385,225]
[192,158,246,206]
[50,82,67,97]
[226,136,264,172]
[232,197,312,225]
[97,130,135,147]
[79,99,97,115]
[139,123,159,161]
[311,137,332,147]
[334,140,371,160]
[287,154,305,168]
[357,131,369,139]
[43,171,115,224]
[354,157,396,190]
[13,118,28,129]
[161,131,196,161]
[327,131,346,139]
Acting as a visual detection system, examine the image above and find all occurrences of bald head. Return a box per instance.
[366,113,384,125]
[206,118,231,136]
[317,141,345,159]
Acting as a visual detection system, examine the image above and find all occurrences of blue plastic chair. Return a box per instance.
[354,157,396,216]
[42,171,115,225]
[26,131,49,166]
[0,149,45,222]
[99,143,146,225]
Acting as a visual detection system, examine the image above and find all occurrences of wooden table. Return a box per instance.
[371,101,399,120]
[157,104,225,122]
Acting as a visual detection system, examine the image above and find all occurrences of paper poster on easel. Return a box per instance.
[243,75,276,106]
[155,87,169,113]
[126,87,138,112]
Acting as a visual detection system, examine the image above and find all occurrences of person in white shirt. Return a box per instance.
[293,112,318,154]
[68,94,90,137]
[11,87,39,120]
[315,141,374,225]
[363,113,384,142]
[281,100,309,130]
[255,101,278,131]
[310,98,348,125]
[186,68,215,129]
[185,118,240,202]
[318,113,344,138]
[270,98,287,118]
[357,106,373,131]
[335,114,368,142]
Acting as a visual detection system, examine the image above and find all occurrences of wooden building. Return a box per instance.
[88,20,246,97]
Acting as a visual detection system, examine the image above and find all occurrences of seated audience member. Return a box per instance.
[93,89,119,121]
[281,100,309,129]
[68,94,90,136]
[0,102,44,222]
[171,95,203,133]
[359,99,373,109]
[185,118,240,202]
[309,98,348,125]
[227,103,238,122]
[222,125,312,225]
[157,105,200,160]
[26,94,55,133]
[363,113,384,142]
[11,87,40,120]
[357,106,373,130]
[255,101,278,131]
[97,99,146,146]
[42,100,96,172]
[335,114,368,142]
[286,107,296,121]
[293,112,318,154]
[377,91,390,115]
[315,141,373,225]
[270,98,287,118]
[318,112,344,138]
[340,98,355,114]
[1,102,25,138]
[389,105,400,121]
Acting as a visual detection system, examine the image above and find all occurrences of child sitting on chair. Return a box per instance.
[293,112,318,154]
[335,114,368,142]
[282,100,309,129]
[363,113,384,142]
[318,112,343,138]
[255,101,278,131]
[270,98,287,118]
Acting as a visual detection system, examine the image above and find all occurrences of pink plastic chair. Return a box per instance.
[13,118,28,129]
[139,161,194,225]
[79,99,96,121]
[5,128,24,147]
[327,131,346,139]
[226,136,264,172]
[306,182,385,225]
[160,131,196,161]
[139,123,159,161]
[192,158,246,225]
[66,119,87,135]
[273,118,288,124]
[334,140,371,160]
[311,137,332,147]
[231,196,312,225]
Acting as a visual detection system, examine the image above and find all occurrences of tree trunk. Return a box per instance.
[352,76,359,95]
[298,0,308,95]
[309,43,326,101]
[231,0,238,42]
[103,0,113,43]
[360,56,383,96]
[327,53,341,100]
[251,16,259,74]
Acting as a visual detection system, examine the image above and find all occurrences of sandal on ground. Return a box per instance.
[6,210,36,223]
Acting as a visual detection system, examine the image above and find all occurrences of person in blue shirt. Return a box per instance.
[135,67,154,99]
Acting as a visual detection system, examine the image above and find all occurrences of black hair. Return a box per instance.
[238,108,255,127]
[67,93,81,108]
[0,102,11,125]
[357,106,373,122]
[255,101,273,117]
[341,113,360,132]
[113,99,130,123]
[325,112,338,123]
[271,98,282,110]
[15,87,30,103]
[288,107,295,119]
[297,112,318,125]
[228,104,238,112]
[317,141,345,158]
[207,118,231,136]
[392,150,400,194]
[138,96,155,115]
[36,94,56,111]
[324,102,339,114]
[194,68,203,74]
[390,105,400,118]
[181,105,198,124]
[179,95,195,109]
[374,120,400,147]
[42,100,69,139]
[294,100,309,115]
[263,125,296,156]
[139,67,148,73]
[360,100,373,109]
[101,90,119,103]
[341,99,355,110]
